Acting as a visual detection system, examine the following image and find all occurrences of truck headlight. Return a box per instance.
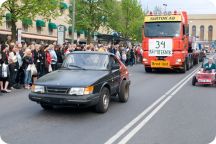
[143,58,148,62]
[176,59,182,62]
[32,85,45,93]
[69,86,94,95]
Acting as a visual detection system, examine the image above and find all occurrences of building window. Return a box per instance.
[49,28,53,35]
[6,21,11,30]
[208,25,213,41]
[192,25,196,37]
[22,24,28,32]
[200,25,204,41]
[37,27,42,34]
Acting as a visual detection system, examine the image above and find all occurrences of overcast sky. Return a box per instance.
[140,0,216,14]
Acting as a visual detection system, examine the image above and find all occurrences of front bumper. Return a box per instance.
[29,92,100,107]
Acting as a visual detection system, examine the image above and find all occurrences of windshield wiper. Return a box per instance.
[68,64,86,70]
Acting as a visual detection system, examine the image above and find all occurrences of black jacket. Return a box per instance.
[22,56,33,70]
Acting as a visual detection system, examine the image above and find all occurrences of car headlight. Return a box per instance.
[69,86,94,95]
[32,85,45,93]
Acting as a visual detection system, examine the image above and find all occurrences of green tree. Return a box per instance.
[109,0,144,42]
[69,0,112,43]
[1,0,62,42]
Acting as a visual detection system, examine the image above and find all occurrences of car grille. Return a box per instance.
[46,87,69,95]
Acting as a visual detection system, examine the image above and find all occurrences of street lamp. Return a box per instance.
[71,0,75,44]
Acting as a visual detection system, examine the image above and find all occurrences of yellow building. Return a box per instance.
[0,0,79,43]
[189,14,216,41]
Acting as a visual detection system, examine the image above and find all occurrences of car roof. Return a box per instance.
[70,51,115,56]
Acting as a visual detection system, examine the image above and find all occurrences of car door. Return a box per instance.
[109,55,121,94]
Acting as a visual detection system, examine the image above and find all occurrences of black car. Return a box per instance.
[29,51,130,113]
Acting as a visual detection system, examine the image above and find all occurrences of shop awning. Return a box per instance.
[60,2,68,10]
[22,18,33,26]
[48,22,57,29]
[68,27,77,33]
[36,20,46,27]
[6,13,11,21]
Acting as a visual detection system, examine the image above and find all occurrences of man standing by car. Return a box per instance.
[204,58,216,71]
[48,44,57,71]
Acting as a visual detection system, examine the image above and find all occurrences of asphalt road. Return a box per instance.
[0,63,216,144]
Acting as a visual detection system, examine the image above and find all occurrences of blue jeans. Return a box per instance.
[24,70,32,85]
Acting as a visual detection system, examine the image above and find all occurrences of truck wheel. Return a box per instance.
[145,67,152,73]
[118,80,129,103]
[180,62,187,73]
[192,76,197,86]
[95,87,110,113]
[40,103,53,110]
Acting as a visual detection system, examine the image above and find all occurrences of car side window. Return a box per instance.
[110,56,120,66]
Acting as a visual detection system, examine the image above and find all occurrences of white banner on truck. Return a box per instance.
[149,39,173,56]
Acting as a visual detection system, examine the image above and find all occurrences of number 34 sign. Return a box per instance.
[149,39,173,56]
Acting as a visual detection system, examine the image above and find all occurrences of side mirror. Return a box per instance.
[111,64,120,70]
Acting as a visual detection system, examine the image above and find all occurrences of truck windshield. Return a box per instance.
[144,22,181,37]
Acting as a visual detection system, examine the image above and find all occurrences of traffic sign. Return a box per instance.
[57,25,65,45]
[17,29,22,44]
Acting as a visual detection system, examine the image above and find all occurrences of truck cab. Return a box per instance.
[142,11,196,73]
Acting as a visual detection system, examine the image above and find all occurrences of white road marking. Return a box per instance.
[118,68,199,144]
[0,136,7,144]
[105,66,200,144]
[209,137,216,144]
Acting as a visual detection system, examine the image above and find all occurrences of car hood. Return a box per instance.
[35,69,109,87]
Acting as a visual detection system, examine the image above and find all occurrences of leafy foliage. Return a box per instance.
[109,0,144,41]
[69,0,144,42]
[69,0,110,42]
[0,0,62,41]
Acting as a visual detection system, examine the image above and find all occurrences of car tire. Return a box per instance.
[40,103,53,110]
[95,87,110,113]
[192,76,197,86]
[145,67,152,73]
[180,62,187,73]
[118,80,129,103]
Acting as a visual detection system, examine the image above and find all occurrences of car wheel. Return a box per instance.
[180,62,187,73]
[95,87,110,113]
[40,103,53,110]
[118,80,129,103]
[145,67,152,73]
[192,76,197,86]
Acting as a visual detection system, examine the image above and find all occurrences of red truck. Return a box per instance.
[142,11,200,73]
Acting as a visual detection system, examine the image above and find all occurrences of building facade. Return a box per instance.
[0,0,79,44]
[189,14,216,41]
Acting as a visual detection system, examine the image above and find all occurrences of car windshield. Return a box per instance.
[62,53,109,70]
[144,22,181,37]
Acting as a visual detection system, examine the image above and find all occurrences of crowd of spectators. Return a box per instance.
[0,36,143,92]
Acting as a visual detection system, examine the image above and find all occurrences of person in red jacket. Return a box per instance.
[45,46,52,73]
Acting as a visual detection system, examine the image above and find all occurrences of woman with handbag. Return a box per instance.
[0,44,11,93]
[44,46,52,73]
[8,44,18,89]
[22,49,33,89]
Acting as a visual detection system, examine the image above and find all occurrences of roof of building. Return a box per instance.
[189,14,216,20]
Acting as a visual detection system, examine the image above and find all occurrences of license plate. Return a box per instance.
[198,79,211,83]
[151,61,170,68]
